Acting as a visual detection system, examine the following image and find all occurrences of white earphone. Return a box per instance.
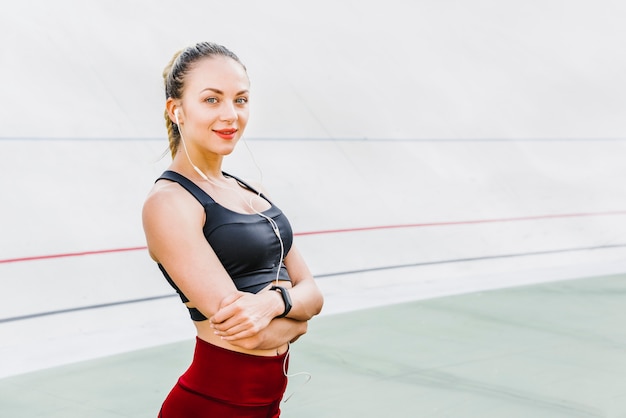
[175,108,213,183]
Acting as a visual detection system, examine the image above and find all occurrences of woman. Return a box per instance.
[142,42,324,417]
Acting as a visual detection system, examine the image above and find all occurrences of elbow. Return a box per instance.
[297,292,324,320]
[290,320,308,344]
[311,290,324,317]
[290,280,324,320]
[301,289,324,319]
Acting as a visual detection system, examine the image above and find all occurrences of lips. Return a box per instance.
[213,128,238,140]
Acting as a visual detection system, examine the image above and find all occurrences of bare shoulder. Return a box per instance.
[142,181,204,235]
[144,180,196,211]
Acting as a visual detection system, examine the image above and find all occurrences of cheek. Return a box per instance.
[238,110,250,125]
[189,108,216,126]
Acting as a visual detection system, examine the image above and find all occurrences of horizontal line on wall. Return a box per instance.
[1,242,625,324]
[314,243,626,278]
[2,211,625,265]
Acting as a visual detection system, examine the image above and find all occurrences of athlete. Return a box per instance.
[142,42,324,417]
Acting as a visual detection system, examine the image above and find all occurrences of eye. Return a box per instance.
[205,97,218,104]
[235,97,248,105]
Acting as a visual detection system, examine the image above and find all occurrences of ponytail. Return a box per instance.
[162,50,183,158]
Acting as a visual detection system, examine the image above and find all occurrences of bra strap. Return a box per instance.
[157,170,215,206]
[223,172,273,205]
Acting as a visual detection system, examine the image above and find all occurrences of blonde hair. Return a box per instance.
[162,42,246,158]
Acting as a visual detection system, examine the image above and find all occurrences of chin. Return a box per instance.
[219,144,238,155]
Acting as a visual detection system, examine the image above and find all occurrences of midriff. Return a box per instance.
[194,325,289,357]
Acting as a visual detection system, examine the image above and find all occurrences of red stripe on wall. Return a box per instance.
[1,211,625,264]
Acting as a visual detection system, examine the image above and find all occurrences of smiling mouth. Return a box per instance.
[213,129,238,140]
[214,129,237,135]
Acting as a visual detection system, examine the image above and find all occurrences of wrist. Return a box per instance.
[270,285,292,318]
[268,289,284,318]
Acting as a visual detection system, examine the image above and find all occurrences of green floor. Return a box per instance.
[2,273,626,417]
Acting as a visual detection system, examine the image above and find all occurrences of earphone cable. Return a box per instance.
[178,124,285,283]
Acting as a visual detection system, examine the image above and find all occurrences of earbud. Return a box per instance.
[174,109,180,125]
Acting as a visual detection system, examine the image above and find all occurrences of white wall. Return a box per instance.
[1,0,626,139]
[1,0,626,377]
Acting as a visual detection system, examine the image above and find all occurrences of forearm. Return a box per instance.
[228,318,308,351]
[211,243,324,341]
[284,278,324,321]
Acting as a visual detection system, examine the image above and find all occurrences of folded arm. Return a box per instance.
[144,182,323,349]
[210,245,324,344]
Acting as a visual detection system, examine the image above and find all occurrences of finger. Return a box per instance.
[219,291,244,309]
[211,299,243,324]
[210,315,243,333]
[220,326,259,341]
[214,321,255,338]
[211,308,257,333]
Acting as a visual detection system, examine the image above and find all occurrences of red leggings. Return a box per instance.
[159,337,289,418]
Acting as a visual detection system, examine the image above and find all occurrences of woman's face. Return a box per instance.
[178,56,250,156]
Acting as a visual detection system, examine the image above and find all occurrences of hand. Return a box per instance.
[220,318,309,351]
[209,290,282,341]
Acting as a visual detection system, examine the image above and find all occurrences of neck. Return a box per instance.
[172,151,224,183]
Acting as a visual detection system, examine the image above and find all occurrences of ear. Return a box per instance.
[165,98,181,124]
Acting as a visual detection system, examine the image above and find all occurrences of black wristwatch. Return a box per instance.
[270,285,292,318]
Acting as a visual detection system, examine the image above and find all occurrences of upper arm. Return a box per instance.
[283,244,314,286]
[142,185,238,317]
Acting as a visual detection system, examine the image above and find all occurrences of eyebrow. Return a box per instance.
[200,87,249,95]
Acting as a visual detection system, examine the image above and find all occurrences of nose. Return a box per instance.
[220,101,238,123]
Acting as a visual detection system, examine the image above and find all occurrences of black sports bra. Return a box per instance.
[156,170,293,321]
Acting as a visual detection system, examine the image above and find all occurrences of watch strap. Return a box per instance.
[270,285,292,318]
